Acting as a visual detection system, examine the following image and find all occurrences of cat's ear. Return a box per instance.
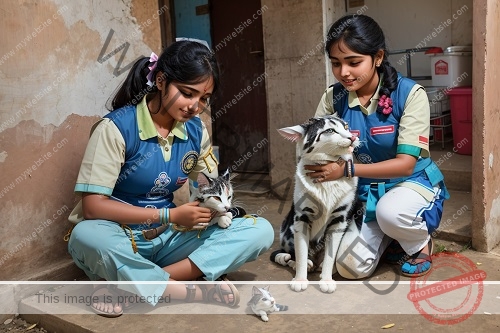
[252,286,262,296]
[263,285,270,291]
[277,125,305,142]
[196,172,212,188]
[220,167,231,181]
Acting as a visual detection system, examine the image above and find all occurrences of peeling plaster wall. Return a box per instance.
[263,0,327,198]
[472,0,500,252]
[0,0,163,280]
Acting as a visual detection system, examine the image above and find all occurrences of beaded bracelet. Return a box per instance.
[344,159,355,179]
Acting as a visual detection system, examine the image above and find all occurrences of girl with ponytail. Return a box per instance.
[309,15,449,279]
[67,40,273,317]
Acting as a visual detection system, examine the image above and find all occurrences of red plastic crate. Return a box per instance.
[447,87,472,155]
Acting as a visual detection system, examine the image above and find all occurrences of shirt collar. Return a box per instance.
[137,95,188,141]
[348,74,384,110]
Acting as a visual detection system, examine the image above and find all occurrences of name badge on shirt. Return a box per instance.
[370,125,395,136]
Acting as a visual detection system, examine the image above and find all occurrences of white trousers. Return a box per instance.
[336,186,437,279]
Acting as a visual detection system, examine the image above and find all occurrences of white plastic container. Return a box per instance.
[429,47,472,87]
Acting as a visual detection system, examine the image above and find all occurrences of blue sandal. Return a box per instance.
[401,239,433,277]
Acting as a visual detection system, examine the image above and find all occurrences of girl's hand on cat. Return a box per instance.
[305,160,345,183]
[170,201,212,228]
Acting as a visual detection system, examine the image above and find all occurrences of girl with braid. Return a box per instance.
[309,15,449,278]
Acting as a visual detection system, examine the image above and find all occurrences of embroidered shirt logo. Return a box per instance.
[147,172,171,199]
[181,151,199,174]
[351,130,360,137]
[370,125,395,136]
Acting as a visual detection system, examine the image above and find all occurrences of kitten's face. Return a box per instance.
[251,286,275,309]
[197,169,233,213]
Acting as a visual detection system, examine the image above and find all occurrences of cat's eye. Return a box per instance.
[323,128,336,134]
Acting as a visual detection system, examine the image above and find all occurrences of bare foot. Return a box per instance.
[90,286,123,317]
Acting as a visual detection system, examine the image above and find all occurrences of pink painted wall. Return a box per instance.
[0,0,165,280]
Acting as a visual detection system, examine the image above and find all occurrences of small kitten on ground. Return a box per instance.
[248,286,288,322]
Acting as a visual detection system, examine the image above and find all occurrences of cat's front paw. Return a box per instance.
[290,278,308,292]
[319,279,337,293]
[273,252,292,266]
[260,314,269,322]
[306,259,315,272]
[217,213,232,228]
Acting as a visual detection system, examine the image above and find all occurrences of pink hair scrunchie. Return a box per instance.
[378,95,393,115]
[146,52,158,87]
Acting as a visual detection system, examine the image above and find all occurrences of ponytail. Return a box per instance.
[107,40,220,112]
[107,57,157,111]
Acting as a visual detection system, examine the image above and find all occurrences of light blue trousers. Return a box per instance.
[68,216,274,305]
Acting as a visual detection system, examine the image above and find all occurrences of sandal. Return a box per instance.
[90,285,123,318]
[401,238,434,278]
[384,240,407,265]
[185,275,240,307]
[107,284,138,312]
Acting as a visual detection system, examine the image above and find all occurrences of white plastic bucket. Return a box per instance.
[429,49,472,87]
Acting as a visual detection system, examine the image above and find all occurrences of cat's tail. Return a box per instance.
[275,304,289,312]
[270,249,295,267]
[228,206,247,218]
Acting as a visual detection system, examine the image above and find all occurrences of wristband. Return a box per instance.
[159,207,170,226]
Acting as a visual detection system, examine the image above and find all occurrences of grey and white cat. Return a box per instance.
[248,286,288,322]
[271,115,361,293]
[191,168,235,228]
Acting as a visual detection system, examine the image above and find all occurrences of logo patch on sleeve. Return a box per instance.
[176,177,188,186]
[370,125,394,136]
[419,136,429,144]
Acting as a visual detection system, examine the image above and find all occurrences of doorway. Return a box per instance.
[209,0,269,174]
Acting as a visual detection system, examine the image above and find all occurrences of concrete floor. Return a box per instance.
[17,144,500,332]
[18,191,500,333]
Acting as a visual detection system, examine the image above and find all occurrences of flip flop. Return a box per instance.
[90,285,123,318]
[401,238,434,278]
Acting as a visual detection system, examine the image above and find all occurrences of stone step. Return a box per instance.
[433,189,472,244]
[430,142,472,192]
